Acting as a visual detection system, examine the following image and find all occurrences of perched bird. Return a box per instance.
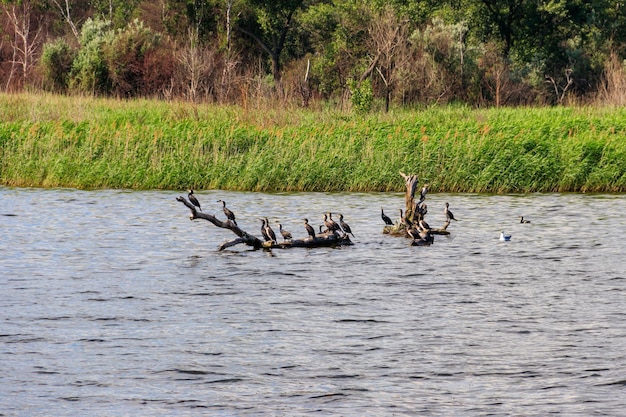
[444,202,457,221]
[318,225,325,235]
[264,217,277,242]
[500,231,512,241]
[187,189,202,212]
[260,218,271,241]
[419,184,429,203]
[519,216,531,223]
[303,218,316,238]
[418,203,428,218]
[278,223,292,241]
[324,212,340,233]
[407,227,420,240]
[399,209,407,226]
[418,218,431,231]
[338,213,354,237]
[218,200,237,225]
[381,207,394,225]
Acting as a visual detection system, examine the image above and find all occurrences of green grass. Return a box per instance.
[2,92,626,192]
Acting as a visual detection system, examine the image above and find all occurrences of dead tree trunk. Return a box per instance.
[177,196,353,250]
[400,171,419,223]
[383,172,450,240]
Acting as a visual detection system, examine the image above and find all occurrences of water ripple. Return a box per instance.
[1,188,625,416]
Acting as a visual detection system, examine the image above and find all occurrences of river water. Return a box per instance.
[1,187,625,416]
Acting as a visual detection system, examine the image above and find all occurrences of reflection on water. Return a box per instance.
[1,187,625,416]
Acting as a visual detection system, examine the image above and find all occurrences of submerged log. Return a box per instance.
[383,224,450,236]
[177,196,352,250]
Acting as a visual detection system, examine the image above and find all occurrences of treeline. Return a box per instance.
[2,0,626,109]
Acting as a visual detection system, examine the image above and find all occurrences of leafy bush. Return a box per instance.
[40,39,76,93]
[103,19,170,97]
[69,18,113,94]
[349,78,373,113]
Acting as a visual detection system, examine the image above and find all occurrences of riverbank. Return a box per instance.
[1,92,625,192]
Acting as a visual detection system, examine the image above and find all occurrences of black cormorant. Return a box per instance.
[324,213,340,233]
[264,217,277,242]
[260,218,270,241]
[278,223,292,241]
[444,202,457,221]
[338,213,354,237]
[419,218,431,231]
[519,216,531,223]
[188,190,202,212]
[420,203,428,217]
[303,218,316,238]
[419,184,429,203]
[399,209,406,226]
[218,200,237,225]
[328,211,341,232]
[381,207,394,225]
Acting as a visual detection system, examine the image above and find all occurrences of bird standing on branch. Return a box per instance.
[218,200,237,225]
[188,190,202,212]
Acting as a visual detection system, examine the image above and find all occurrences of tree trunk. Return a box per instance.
[383,172,451,239]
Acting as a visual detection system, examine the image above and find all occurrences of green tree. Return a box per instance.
[68,17,112,94]
[235,0,309,83]
[40,38,75,92]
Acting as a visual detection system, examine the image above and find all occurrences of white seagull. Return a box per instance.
[499,231,511,241]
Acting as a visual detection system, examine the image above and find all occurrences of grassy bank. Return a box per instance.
[1,92,626,192]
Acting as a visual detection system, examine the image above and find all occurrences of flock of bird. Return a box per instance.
[188,187,529,245]
[187,189,353,244]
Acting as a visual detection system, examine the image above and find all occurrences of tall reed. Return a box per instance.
[1,93,625,192]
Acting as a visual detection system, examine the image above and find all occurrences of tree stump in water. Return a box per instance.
[176,196,353,251]
[382,172,451,243]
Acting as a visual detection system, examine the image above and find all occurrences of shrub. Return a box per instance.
[69,18,113,94]
[40,39,76,93]
[349,78,373,113]
[102,19,169,97]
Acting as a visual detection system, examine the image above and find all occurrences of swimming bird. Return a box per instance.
[218,200,237,225]
[264,217,277,242]
[260,218,271,241]
[500,231,512,241]
[303,218,316,238]
[519,216,531,223]
[187,190,202,212]
[338,213,354,237]
[278,223,292,241]
[381,207,394,225]
[444,202,457,221]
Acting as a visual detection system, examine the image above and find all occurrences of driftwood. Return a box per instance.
[177,196,352,251]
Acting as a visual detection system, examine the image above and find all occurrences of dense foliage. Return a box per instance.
[2,93,625,191]
[2,0,626,108]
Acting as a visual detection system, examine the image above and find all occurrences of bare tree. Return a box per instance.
[545,67,574,104]
[177,28,212,102]
[479,42,512,107]
[2,0,43,89]
[369,6,408,112]
[50,0,80,41]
